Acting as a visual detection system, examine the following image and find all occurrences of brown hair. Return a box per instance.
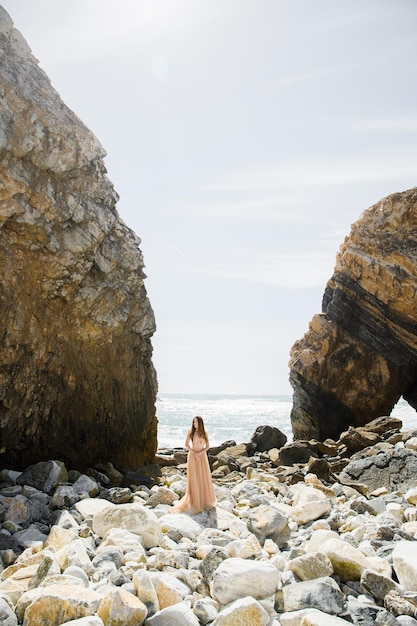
[189,415,208,443]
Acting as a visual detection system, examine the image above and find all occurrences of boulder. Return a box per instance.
[212,596,270,625]
[247,425,287,454]
[278,441,319,466]
[145,602,200,625]
[289,551,334,581]
[247,504,290,548]
[290,486,332,525]
[339,446,417,493]
[392,541,417,591]
[132,569,160,617]
[16,462,67,494]
[92,503,162,548]
[15,584,102,626]
[282,576,345,615]
[96,588,147,626]
[148,572,190,609]
[211,557,281,605]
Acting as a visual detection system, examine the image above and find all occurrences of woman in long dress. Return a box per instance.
[173,416,216,514]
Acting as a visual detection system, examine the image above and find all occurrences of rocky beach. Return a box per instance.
[2,417,417,625]
[3,6,417,626]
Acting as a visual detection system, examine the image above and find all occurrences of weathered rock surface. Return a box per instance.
[0,7,157,469]
[289,188,417,441]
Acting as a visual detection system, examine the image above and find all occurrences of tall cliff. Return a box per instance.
[289,188,417,441]
[0,8,158,469]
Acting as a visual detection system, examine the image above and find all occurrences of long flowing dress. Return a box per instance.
[173,432,216,514]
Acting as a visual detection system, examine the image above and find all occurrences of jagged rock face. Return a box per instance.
[0,8,158,469]
[289,188,417,440]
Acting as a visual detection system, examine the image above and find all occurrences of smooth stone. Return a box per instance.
[15,584,102,625]
[158,513,203,540]
[72,475,99,498]
[96,527,146,562]
[289,551,334,581]
[290,486,332,525]
[92,503,162,548]
[55,539,93,575]
[211,557,281,605]
[96,588,147,626]
[146,601,200,625]
[319,537,391,581]
[212,595,270,625]
[44,525,79,551]
[392,541,417,591]
[148,571,190,609]
[193,598,218,624]
[16,461,67,494]
[75,498,116,519]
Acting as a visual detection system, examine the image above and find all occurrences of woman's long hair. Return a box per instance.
[189,416,208,443]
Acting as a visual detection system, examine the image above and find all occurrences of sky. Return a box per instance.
[2,0,417,396]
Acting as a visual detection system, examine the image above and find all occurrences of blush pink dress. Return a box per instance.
[173,432,216,514]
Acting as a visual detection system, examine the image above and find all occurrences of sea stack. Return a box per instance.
[289,188,417,441]
[0,7,158,469]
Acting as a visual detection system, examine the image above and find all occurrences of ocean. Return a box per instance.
[156,394,417,450]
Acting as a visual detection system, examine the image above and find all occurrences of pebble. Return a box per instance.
[1,420,417,624]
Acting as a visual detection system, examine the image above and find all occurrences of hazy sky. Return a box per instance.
[2,0,417,395]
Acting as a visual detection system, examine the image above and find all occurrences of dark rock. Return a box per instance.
[278,440,319,466]
[316,438,339,456]
[338,427,382,456]
[361,569,402,605]
[211,455,241,473]
[247,425,287,454]
[173,451,188,465]
[307,458,337,483]
[363,416,403,435]
[16,461,67,494]
[102,487,133,504]
[154,454,179,467]
[208,440,237,456]
[87,468,110,486]
[339,446,417,492]
[199,547,228,582]
[121,471,155,488]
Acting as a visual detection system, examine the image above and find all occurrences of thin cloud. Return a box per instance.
[163,240,183,255]
[188,250,337,289]
[201,154,417,193]
[266,62,357,90]
[349,117,417,134]
[181,198,306,222]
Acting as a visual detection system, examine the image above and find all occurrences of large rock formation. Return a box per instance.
[289,188,417,440]
[0,8,157,469]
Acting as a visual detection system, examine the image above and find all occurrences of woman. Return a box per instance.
[172,416,216,514]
